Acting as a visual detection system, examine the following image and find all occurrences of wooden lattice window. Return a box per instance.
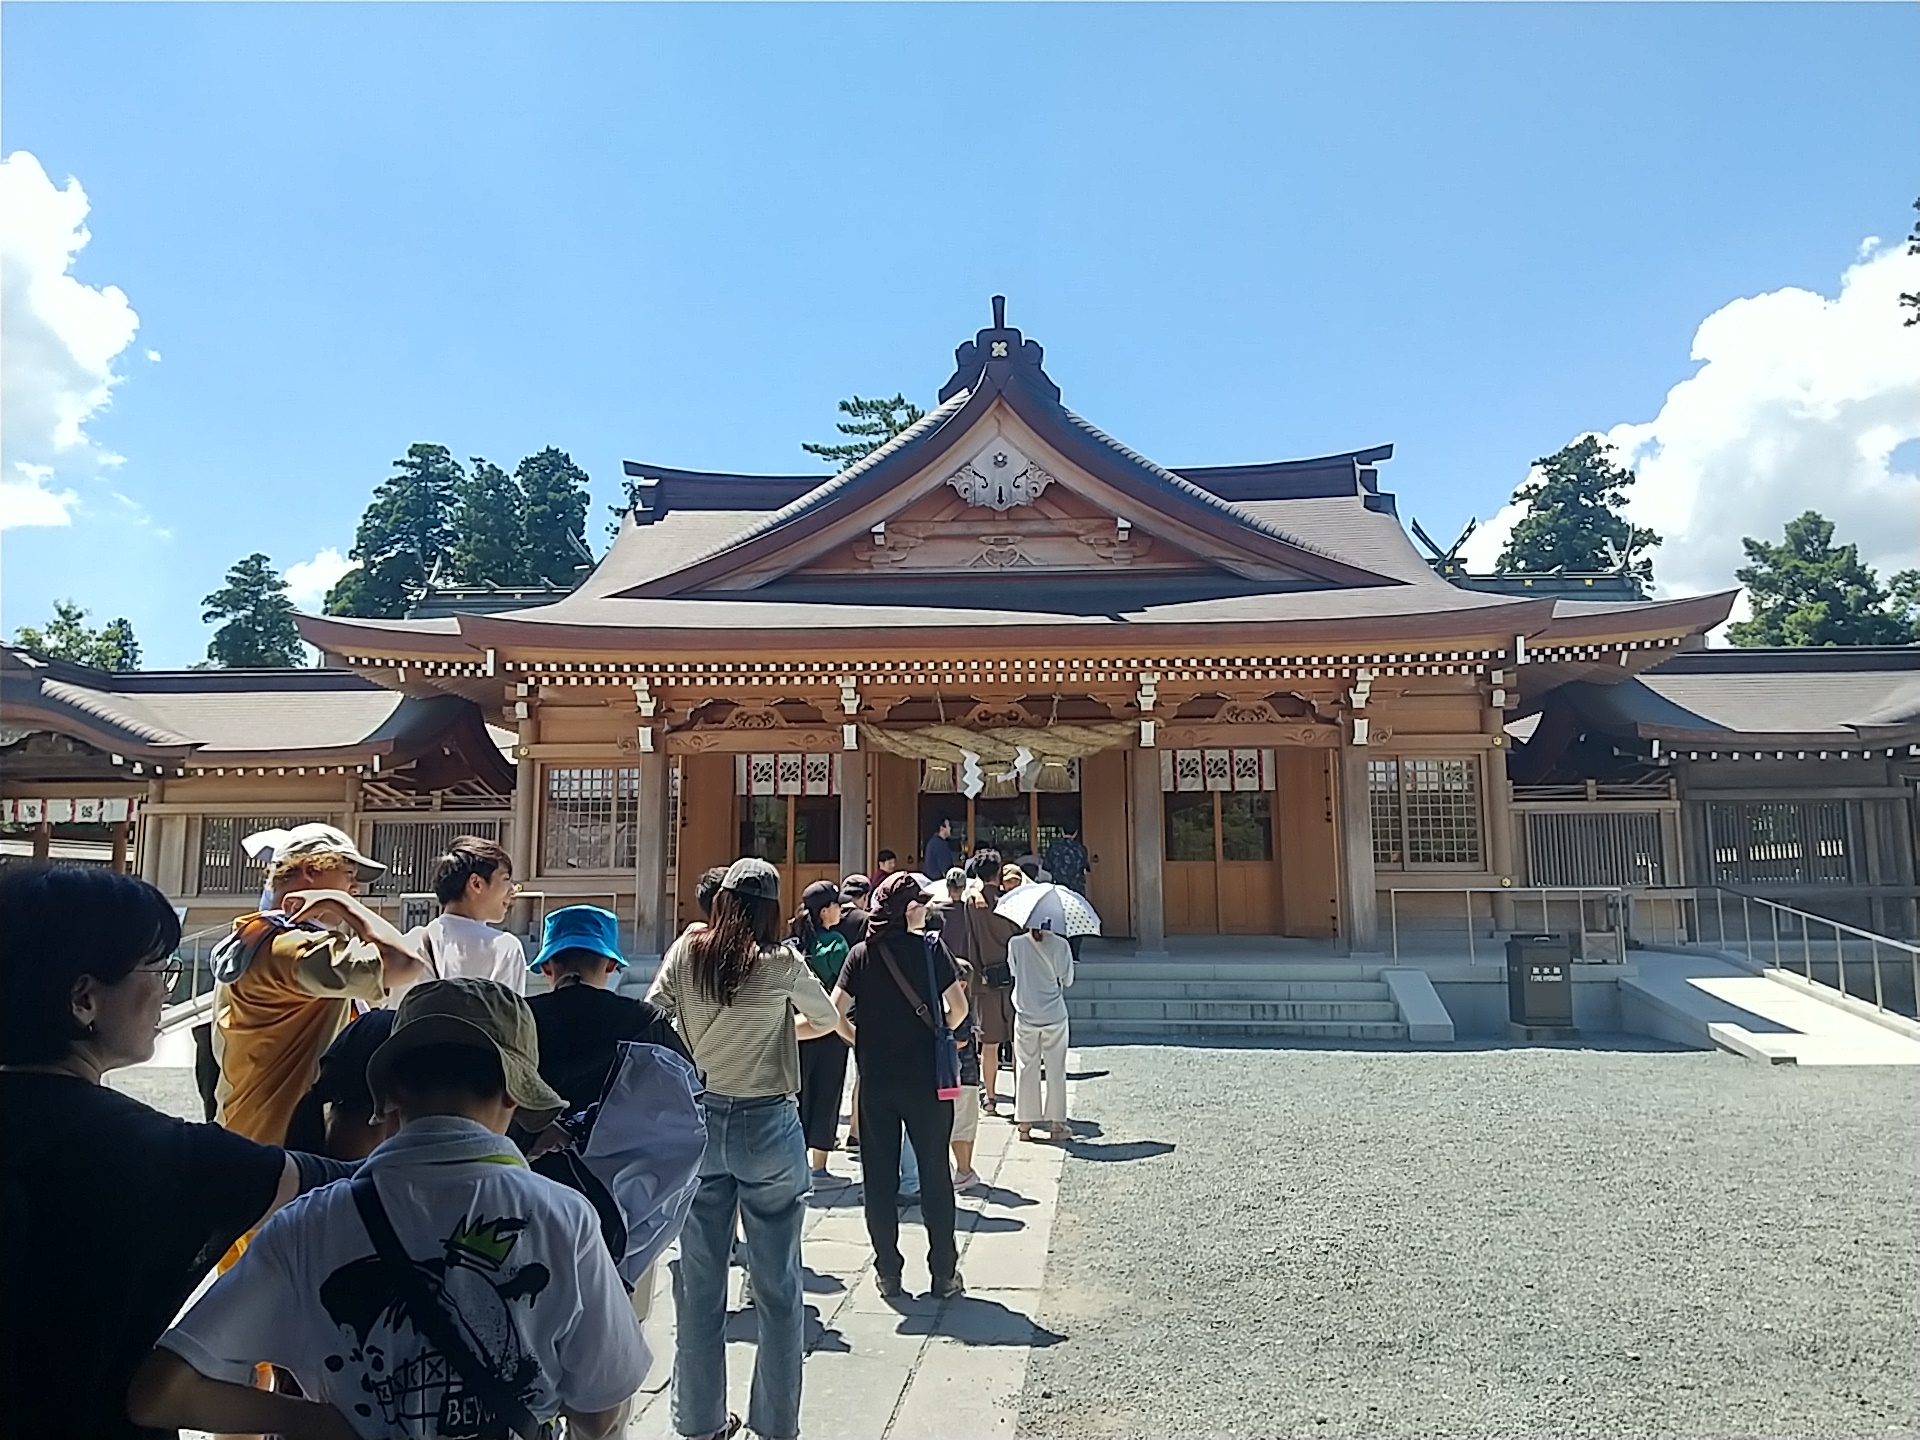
[541,767,639,872]
[1368,757,1483,870]
[197,814,325,894]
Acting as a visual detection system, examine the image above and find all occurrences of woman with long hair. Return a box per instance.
[830,871,971,1300]
[647,858,850,1440]
[790,881,852,1182]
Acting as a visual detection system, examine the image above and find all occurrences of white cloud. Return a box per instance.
[284,547,358,610]
[1463,241,1920,613]
[145,349,162,363]
[0,463,78,530]
[0,151,141,529]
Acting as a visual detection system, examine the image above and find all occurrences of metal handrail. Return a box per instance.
[1677,885,1919,1022]
[1387,885,1629,965]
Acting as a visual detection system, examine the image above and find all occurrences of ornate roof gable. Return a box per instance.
[617,300,1404,602]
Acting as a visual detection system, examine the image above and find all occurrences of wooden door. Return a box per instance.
[1080,749,1131,937]
[676,754,737,927]
[1275,749,1339,937]
[1162,789,1218,933]
[1217,792,1279,933]
[874,753,919,876]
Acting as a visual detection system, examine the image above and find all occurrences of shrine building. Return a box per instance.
[293,300,1736,957]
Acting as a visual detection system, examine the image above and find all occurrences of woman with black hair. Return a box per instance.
[830,870,971,1301]
[791,880,852,1182]
[0,866,346,1440]
[647,858,850,1440]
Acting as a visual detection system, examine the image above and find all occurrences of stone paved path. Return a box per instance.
[625,1074,1070,1439]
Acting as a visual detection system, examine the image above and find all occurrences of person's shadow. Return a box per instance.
[883,1292,1066,1348]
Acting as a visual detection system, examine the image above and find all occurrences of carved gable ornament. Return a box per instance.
[946,441,1055,512]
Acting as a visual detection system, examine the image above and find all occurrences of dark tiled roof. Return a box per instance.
[1,646,513,787]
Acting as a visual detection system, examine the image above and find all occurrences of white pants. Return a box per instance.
[1014,1019,1070,1126]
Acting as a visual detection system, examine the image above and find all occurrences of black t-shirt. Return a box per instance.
[283,1007,396,1155]
[835,906,871,952]
[838,931,959,1087]
[1,1072,285,1440]
[527,983,692,1109]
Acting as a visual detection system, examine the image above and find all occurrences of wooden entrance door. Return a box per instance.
[677,754,737,928]
[1162,789,1280,934]
[738,792,842,911]
[1080,749,1131,937]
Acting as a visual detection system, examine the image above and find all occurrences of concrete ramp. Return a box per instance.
[1624,952,1920,1066]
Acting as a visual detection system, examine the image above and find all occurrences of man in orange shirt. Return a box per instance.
[209,824,429,1146]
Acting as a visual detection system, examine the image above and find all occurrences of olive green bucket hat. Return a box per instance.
[367,977,566,1120]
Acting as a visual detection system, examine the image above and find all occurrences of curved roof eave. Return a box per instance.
[451,596,1558,657]
[1538,591,1739,642]
[296,613,482,659]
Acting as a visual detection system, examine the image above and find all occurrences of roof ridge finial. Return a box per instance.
[991,294,1006,329]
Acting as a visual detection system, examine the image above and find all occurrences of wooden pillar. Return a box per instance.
[1484,709,1518,935]
[31,820,51,863]
[110,820,129,873]
[838,751,869,881]
[1337,743,1380,953]
[508,710,538,938]
[1128,750,1166,954]
[139,780,166,885]
[633,749,673,959]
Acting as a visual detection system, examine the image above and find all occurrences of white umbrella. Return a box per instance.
[995,881,1101,937]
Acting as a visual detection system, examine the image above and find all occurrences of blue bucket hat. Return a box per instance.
[532,905,627,970]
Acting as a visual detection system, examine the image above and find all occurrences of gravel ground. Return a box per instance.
[1021,1040,1920,1440]
[112,1064,205,1121]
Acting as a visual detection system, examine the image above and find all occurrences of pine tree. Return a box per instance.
[801,394,926,469]
[450,458,527,587]
[517,447,592,585]
[325,444,463,617]
[1727,511,1916,647]
[1497,436,1661,583]
[201,554,307,668]
[13,601,142,670]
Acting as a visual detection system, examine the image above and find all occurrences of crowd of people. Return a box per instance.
[0,819,1082,1440]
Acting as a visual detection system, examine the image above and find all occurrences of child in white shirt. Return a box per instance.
[415,836,527,994]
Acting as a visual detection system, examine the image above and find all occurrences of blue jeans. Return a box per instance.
[672,1092,808,1440]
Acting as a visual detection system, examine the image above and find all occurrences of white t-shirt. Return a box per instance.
[1006,930,1075,1027]
[159,1117,646,1438]
[417,912,528,993]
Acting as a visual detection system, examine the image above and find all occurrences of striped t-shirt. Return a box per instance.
[646,936,841,1098]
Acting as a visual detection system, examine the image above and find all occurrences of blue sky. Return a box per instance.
[4,3,1917,666]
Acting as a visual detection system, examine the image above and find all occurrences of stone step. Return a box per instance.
[1075,962,1380,983]
[1069,998,1403,1024]
[1071,1018,1412,1041]
[1071,979,1393,1002]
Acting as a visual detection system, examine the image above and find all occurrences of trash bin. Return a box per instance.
[1506,934,1573,1027]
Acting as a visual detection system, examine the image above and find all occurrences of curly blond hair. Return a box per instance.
[267,850,356,893]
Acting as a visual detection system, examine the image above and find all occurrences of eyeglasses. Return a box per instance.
[139,957,187,980]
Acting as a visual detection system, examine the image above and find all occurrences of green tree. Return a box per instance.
[801,394,926,469]
[449,458,526,587]
[1497,435,1661,583]
[1728,511,1916,647]
[1902,196,1920,327]
[13,601,142,670]
[325,444,463,617]
[516,447,592,585]
[202,553,306,668]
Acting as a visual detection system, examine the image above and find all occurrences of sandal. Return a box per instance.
[690,1415,742,1440]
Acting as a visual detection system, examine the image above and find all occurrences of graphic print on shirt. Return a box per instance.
[319,1212,550,1437]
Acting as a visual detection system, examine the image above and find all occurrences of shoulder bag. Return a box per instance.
[350,1171,546,1440]
[875,936,963,1101]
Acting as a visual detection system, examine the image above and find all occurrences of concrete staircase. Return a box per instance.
[1067,961,1426,1041]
